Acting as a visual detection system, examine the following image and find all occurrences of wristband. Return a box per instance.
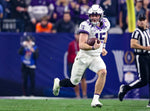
[103,43,106,49]
[92,46,95,50]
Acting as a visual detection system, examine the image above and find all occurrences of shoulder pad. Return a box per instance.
[102,18,110,31]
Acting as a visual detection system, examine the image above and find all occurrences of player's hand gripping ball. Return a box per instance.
[86,38,100,46]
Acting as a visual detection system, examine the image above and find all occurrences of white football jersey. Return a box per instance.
[78,17,110,56]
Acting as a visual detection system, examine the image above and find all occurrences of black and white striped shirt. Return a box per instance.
[131,27,150,54]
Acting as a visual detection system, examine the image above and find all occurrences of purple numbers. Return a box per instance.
[95,32,106,40]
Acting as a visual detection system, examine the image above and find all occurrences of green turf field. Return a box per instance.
[0,98,149,111]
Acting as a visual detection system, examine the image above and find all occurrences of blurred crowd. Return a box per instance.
[0,0,150,33]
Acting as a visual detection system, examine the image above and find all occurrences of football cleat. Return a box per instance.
[91,99,103,108]
[53,78,60,96]
[118,84,128,101]
[146,102,150,107]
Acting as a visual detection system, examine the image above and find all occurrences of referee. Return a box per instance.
[118,14,150,107]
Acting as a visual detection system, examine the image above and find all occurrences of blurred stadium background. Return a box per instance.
[0,0,150,110]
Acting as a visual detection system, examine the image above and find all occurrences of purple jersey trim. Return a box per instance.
[94,93,100,95]
[86,19,92,25]
[78,30,89,35]
[96,18,106,30]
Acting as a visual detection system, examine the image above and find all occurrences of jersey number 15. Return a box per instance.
[95,33,106,40]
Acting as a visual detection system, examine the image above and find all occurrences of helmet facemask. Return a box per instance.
[88,4,104,26]
[89,13,101,25]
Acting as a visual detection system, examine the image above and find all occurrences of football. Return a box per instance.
[86,38,100,46]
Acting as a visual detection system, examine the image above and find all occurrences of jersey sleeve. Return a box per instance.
[78,21,90,35]
[131,30,140,40]
[102,18,110,32]
[36,23,41,33]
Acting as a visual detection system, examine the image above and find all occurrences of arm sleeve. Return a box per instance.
[78,21,90,35]
[27,6,35,20]
[131,30,140,40]
[103,18,110,32]
[36,23,41,32]
[67,43,71,57]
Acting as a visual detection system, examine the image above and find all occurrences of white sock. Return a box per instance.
[93,94,100,101]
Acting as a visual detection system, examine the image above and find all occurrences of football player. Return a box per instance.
[53,4,110,107]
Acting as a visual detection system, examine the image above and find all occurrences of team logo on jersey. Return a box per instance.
[81,25,85,30]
